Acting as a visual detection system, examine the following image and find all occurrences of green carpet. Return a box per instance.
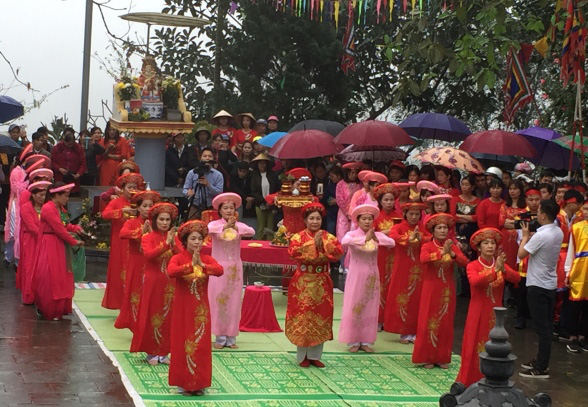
[74,289,458,406]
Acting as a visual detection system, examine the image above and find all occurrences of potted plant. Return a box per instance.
[116,74,140,110]
[161,76,182,121]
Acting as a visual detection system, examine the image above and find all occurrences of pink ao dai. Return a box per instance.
[338,228,395,344]
[207,219,255,337]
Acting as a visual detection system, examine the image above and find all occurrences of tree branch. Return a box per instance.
[0,50,38,92]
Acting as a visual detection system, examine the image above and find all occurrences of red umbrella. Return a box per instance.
[459,130,537,158]
[334,120,414,147]
[269,130,339,159]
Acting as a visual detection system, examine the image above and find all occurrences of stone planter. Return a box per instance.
[166,108,182,121]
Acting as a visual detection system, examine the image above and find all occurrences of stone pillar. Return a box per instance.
[134,136,166,190]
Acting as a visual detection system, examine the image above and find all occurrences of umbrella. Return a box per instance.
[289,120,345,137]
[337,144,407,163]
[269,130,338,159]
[470,153,520,170]
[0,95,24,123]
[399,113,471,142]
[334,120,414,147]
[415,146,485,174]
[515,127,580,170]
[460,130,537,158]
[257,131,287,148]
[0,134,23,154]
[553,135,588,157]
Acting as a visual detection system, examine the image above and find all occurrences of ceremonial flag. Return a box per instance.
[341,1,357,74]
[503,46,534,124]
[561,0,586,85]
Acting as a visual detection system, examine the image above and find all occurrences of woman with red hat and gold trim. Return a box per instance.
[32,182,85,320]
[131,202,180,366]
[384,202,427,344]
[167,220,224,396]
[114,190,161,332]
[18,181,51,304]
[101,173,144,310]
[207,193,255,349]
[425,194,456,242]
[412,214,468,369]
[100,161,141,205]
[391,182,415,215]
[339,204,395,353]
[373,183,399,330]
[286,203,343,368]
[456,228,520,385]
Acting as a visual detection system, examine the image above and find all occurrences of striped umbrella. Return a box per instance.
[553,135,588,156]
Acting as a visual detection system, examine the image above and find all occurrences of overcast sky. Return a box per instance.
[0,0,169,135]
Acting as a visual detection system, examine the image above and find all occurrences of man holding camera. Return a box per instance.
[517,199,563,379]
[182,148,223,219]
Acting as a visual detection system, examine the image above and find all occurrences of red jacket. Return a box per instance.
[52,141,87,191]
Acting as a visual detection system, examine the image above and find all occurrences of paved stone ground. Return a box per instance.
[1,257,587,406]
[0,263,133,407]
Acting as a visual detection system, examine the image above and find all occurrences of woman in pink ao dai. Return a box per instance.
[339,204,395,352]
[207,193,255,349]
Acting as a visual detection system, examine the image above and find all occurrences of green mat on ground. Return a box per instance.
[74,288,458,406]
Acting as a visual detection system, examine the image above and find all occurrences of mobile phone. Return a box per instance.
[317,183,324,195]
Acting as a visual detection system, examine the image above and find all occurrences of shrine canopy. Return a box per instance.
[119,12,209,28]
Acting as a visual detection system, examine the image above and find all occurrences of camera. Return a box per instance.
[193,161,212,177]
[514,212,539,233]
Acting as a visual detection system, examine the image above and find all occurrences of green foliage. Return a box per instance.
[40,114,70,142]
[151,0,574,132]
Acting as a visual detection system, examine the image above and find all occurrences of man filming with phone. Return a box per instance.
[517,199,563,379]
[182,148,224,219]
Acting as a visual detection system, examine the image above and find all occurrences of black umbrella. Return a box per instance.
[471,153,520,170]
[289,120,345,137]
[0,96,24,123]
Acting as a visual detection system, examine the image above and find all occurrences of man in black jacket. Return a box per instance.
[229,161,256,223]
[165,133,197,187]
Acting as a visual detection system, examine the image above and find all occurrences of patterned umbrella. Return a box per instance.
[337,144,407,163]
[415,146,485,174]
[399,113,471,142]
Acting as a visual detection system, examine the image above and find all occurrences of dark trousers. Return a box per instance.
[527,286,556,371]
[516,277,530,319]
[568,300,588,338]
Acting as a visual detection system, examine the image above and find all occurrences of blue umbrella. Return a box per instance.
[257,131,287,148]
[515,126,580,170]
[399,113,471,142]
[0,95,24,123]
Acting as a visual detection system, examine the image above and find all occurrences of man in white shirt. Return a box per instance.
[517,199,564,379]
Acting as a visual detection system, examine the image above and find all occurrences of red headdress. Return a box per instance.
[470,227,502,250]
[131,190,161,204]
[116,161,141,175]
[301,202,326,218]
[425,213,456,232]
[178,220,208,240]
[116,173,145,189]
[374,183,399,199]
[148,202,178,222]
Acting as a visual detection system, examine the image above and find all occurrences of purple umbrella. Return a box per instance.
[399,113,471,142]
[515,126,580,170]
